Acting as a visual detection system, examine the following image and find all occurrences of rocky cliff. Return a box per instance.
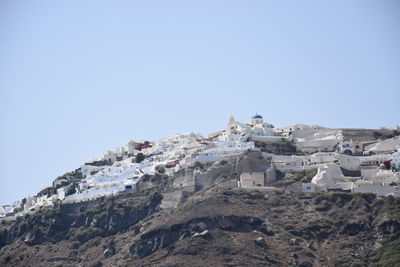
[1,184,400,266]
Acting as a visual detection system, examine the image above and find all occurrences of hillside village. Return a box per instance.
[1,114,400,219]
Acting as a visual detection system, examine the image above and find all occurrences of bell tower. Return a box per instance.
[251,113,263,126]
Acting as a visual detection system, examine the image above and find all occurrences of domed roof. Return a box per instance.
[251,114,263,119]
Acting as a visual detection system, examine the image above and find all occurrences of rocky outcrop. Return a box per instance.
[129,215,273,259]
[378,219,400,234]
[1,190,400,267]
[340,221,371,235]
[235,151,269,173]
[0,192,162,248]
[290,224,332,240]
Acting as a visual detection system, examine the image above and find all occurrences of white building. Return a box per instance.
[125,140,136,155]
[275,125,343,153]
[270,152,337,172]
[311,164,344,188]
[296,135,340,153]
[81,165,104,178]
[23,196,37,212]
[310,164,359,191]
[353,181,399,196]
[196,141,255,164]
[391,146,400,170]
[115,146,125,156]
[0,203,20,218]
[273,124,325,137]
[220,114,275,142]
[338,140,355,155]
[103,150,117,163]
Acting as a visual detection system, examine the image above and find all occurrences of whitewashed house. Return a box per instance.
[23,196,37,212]
[103,150,117,163]
[125,140,136,155]
[115,146,125,156]
[391,146,400,170]
[311,164,352,191]
[353,181,398,196]
[338,140,355,155]
[0,204,18,217]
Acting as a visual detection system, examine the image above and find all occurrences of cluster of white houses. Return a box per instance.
[1,114,400,218]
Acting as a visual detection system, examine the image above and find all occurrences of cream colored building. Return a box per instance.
[240,172,265,187]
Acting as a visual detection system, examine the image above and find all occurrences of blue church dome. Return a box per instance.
[251,114,263,119]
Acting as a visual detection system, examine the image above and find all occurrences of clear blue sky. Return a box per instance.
[1,0,399,205]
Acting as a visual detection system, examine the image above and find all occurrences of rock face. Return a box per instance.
[0,192,162,248]
[172,151,271,192]
[254,236,267,247]
[129,215,273,259]
[378,219,400,234]
[1,189,400,266]
[235,151,270,173]
[340,221,370,236]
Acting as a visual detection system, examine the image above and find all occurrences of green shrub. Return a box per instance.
[141,174,151,182]
[328,192,353,205]
[92,204,103,214]
[372,239,400,266]
[315,200,332,211]
[66,186,76,196]
[313,192,354,206]
[349,262,364,267]
[155,165,166,174]
[69,241,81,249]
[356,192,376,203]
[149,190,163,203]
[273,169,318,187]
[281,231,293,239]
[84,236,102,247]
[150,174,162,184]
[193,161,203,169]
[176,198,201,212]
[135,153,145,163]
[94,212,107,221]
[220,159,228,165]
[275,169,285,180]
[305,169,318,181]
[272,180,296,187]
[68,249,78,258]
[70,227,105,243]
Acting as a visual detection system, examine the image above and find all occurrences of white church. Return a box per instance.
[217,113,275,142]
